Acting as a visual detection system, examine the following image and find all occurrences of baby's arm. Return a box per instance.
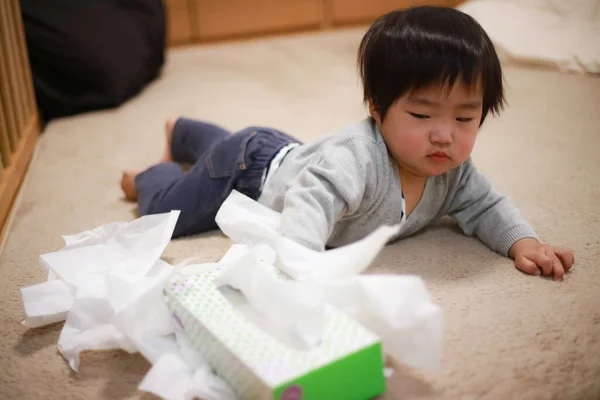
[278,145,369,251]
[448,159,574,279]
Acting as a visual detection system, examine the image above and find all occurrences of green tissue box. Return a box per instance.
[164,266,386,400]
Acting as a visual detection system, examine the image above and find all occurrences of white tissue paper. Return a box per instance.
[214,244,326,348]
[20,190,443,400]
[215,190,403,282]
[319,275,442,370]
[215,191,442,370]
[21,279,73,328]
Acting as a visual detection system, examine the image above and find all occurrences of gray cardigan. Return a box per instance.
[258,118,537,255]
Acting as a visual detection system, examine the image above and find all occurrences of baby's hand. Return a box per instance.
[509,238,574,281]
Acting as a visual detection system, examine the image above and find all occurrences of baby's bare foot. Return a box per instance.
[120,170,140,201]
[159,116,178,163]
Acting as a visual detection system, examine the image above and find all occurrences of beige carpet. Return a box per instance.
[1,27,600,400]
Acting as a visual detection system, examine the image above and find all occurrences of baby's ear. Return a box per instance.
[368,99,381,124]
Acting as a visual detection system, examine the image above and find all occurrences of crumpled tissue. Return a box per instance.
[20,190,443,400]
[215,191,442,370]
[213,244,326,348]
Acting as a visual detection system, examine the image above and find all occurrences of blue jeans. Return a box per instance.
[134,118,301,238]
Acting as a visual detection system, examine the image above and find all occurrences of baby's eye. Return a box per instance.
[409,112,430,119]
[456,117,474,122]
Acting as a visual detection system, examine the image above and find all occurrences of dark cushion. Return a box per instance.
[21,0,166,122]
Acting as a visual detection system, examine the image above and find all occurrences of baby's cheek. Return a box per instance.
[404,131,429,154]
[388,131,424,160]
[455,134,477,160]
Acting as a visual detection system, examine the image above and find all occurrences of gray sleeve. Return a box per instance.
[448,159,538,256]
[279,143,371,251]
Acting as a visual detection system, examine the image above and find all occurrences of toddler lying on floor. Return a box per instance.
[121,6,574,280]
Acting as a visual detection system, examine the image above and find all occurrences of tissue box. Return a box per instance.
[164,268,386,400]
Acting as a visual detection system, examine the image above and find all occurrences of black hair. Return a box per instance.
[358,6,505,125]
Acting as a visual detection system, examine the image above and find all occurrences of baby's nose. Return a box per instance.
[430,126,453,144]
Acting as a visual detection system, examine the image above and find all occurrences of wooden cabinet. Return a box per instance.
[165,0,194,45]
[331,0,462,24]
[163,0,464,45]
[195,0,323,40]
[332,0,410,24]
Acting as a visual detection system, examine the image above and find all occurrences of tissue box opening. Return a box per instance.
[218,285,312,351]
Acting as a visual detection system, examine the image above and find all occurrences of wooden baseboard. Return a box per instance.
[0,113,39,251]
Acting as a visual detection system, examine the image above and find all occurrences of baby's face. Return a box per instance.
[372,79,484,177]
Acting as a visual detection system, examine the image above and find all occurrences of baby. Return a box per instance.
[121,6,574,280]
